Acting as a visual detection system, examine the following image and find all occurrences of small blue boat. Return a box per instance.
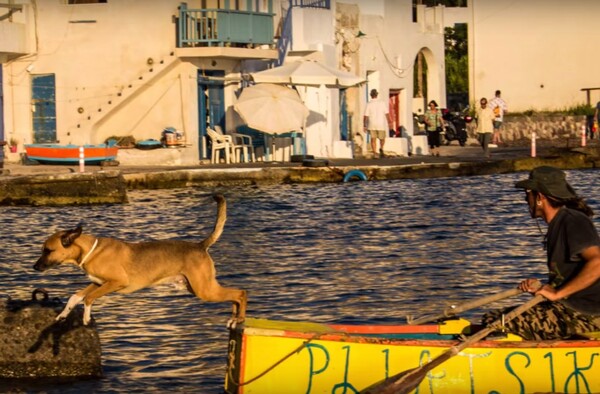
[135,139,163,150]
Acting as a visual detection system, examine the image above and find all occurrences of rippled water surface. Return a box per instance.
[2,169,600,393]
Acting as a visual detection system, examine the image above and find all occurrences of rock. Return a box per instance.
[0,289,102,379]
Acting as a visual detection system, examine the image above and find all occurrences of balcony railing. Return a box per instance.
[177,3,274,48]
[290,0,330,8]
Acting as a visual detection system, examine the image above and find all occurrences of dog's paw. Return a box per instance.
[55,313,68,321]
[226,317,245,330]
[226,319,236,330]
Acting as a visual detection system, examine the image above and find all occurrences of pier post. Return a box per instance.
[531,132,536,158]
[79,146,85,173]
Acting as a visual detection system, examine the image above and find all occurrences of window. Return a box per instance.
[68,0,107,4]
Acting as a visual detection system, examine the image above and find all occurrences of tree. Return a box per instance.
[445,23,468,107]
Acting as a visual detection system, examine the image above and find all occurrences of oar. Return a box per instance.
[363,293,546,394]
[407,280,541,325]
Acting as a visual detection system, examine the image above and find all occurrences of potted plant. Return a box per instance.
[9,137,18,153]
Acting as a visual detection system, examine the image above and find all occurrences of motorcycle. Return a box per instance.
[412,112,427,135]
[441,106,473,146]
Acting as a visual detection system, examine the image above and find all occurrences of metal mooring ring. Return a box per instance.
[31,288,50,302]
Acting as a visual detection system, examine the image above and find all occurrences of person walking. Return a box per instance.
[475,97,494,158]
[594,100,600,139]
[363,89,393,158]
[489,90,508,146]
[424,100,445,157]
[482,166,600,340]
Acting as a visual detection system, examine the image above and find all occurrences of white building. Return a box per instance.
[6,1,594,165]
[467,0,600,112]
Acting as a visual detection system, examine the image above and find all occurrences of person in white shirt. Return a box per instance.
[489,90,508,146]
[364,89,393,158]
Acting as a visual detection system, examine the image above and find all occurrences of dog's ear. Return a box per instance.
[61,226,83,248]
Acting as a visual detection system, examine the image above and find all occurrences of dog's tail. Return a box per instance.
[200,194,226,249]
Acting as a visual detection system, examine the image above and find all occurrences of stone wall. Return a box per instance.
[467,114,589,145]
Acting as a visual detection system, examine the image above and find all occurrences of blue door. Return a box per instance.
[340,88,349,141]
[32,74,57,143]
[198,70,225,159]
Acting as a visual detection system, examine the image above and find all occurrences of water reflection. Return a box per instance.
[1,169,599,392]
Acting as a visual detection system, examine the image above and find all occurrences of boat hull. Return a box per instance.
[24,144,118,164]
[225,318,600,393]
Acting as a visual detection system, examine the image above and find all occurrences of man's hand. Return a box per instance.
[519,278,557,299]
[536,284,561,301]
[519,278,543,293]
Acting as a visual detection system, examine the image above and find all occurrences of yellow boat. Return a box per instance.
[224,318,600,393]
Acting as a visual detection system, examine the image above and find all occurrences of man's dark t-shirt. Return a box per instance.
[546,207,600,315]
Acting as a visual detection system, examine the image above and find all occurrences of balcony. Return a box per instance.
[0,3,28,62]
[175,3,277,61]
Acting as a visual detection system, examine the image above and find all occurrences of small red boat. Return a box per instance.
[24,141,118,165]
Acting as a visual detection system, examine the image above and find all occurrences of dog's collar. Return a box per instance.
[78,239,99,268]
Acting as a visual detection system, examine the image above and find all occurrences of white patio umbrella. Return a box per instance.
[233,83,309,135]
[250,59,366,88]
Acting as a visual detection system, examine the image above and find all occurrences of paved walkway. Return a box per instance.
[1,144,537,178]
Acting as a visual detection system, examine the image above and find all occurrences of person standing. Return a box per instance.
[482,166,600,340]
[489,90,508,146]
[0,140,5,170]
[364,89,393,158]
[423,100,445,157]
[475,97,494,158]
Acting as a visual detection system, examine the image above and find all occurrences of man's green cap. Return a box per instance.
[515,166,577,200]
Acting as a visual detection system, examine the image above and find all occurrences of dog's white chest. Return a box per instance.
[88,274,105,285]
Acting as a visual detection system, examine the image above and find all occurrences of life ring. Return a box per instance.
[343,169,367,182]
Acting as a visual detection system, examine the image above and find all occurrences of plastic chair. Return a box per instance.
[207,128,233,164]
[215,126,255,163]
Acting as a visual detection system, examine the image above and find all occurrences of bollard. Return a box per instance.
[531,131,536,158]
[79,146,85,173]
[582,125,587,147]
[0,289,102,378]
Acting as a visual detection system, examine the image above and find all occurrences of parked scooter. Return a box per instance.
[441,106,472,146]
[412,112,427,135]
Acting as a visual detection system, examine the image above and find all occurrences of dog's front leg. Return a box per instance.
[81,281,126,325]
[56,283,98,322]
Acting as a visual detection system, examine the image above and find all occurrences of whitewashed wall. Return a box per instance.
[468,0,600,112]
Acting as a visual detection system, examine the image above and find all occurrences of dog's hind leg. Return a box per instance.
[185,275,247,327]
[56,283,99,322]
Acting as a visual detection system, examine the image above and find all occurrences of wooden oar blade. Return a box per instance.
[360,368,414,394]
[361,350,454,394]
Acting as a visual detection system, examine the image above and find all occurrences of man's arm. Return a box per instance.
[537,245,600,301]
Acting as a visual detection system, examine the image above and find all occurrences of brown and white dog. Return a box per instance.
[33,194,246,326]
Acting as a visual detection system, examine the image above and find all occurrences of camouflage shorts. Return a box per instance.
[482,301,600,340]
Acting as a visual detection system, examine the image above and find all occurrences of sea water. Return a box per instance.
[1,169,599,393]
